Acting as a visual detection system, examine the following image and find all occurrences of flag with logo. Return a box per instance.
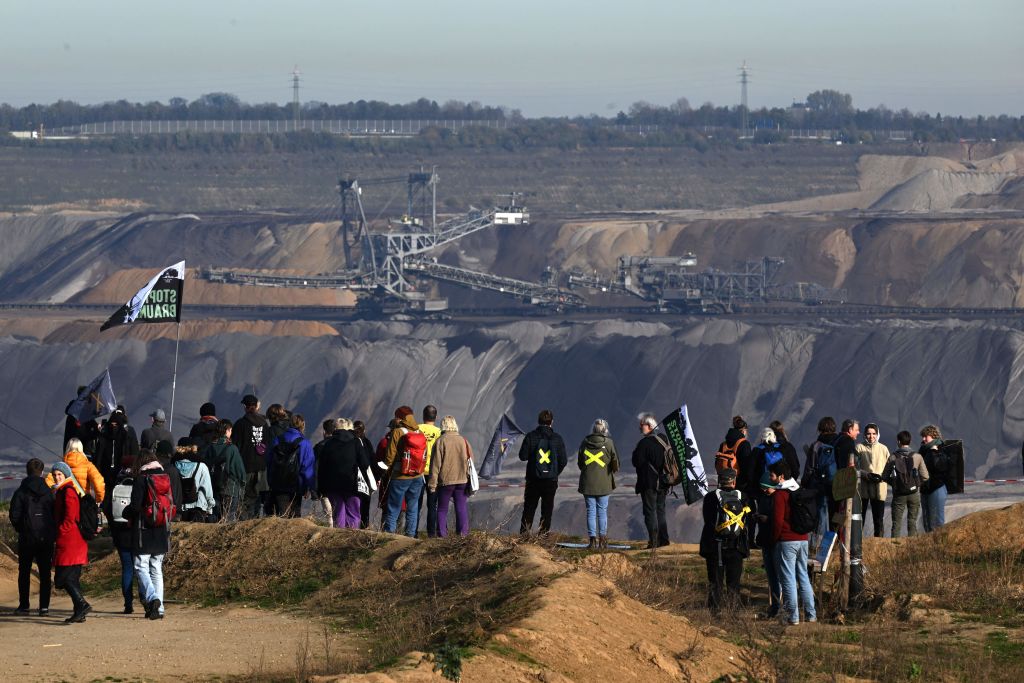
[65,369,118,423]
[100,260,185,331]
[661,404,709,504]
[479,413,525,479]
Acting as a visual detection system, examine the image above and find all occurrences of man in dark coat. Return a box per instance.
[188,402,220,449]
[632,412,671,548]
[8,458,55,615]
[518,409,567,535]
[233,394,270,519]
[140,409,173,450]
[97,408,140,487]
[698,468,751,612]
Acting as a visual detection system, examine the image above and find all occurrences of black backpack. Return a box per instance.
[788,487,819,535]
[891,452,921,496]
[203,443,230,494]
[533,436,557,479]
[272,438,302,488]
[23,491,55,543]
[714,489,750,540]
[77,492,100,541]
[179,463,201,505]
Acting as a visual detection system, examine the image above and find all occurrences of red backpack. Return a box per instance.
[398,431,428,476]
[143,473,176,528]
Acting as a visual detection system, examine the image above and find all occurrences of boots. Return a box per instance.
[598,535,608,550]
[587,536,597,550]
[64,583,91,624]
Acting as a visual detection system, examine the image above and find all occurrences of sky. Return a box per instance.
[1,0,1022,117]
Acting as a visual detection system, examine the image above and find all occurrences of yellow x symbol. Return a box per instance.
[538,449,551,464]
[583,449,606,467]
[715,505,751,534]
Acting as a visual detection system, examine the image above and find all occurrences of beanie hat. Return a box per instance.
[394,406,414,419]
[155,440,174,457]
[718,468,738,485]
[51,462,73,480]
[761,428,777,445]
[200,402,217,417]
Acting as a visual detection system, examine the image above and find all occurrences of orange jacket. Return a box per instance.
[46,450,106,503]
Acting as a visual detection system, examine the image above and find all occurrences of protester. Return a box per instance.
[318,418,372,529]
[8,458,55,616]
[313,419,335,497]
[46,438,106,505]
[154,440,183,517]
[698,468,751,612]
[749,428,783,547]
[376,412,408,526]
[267,413,315,518]
[856,423,890,537]
[918,425,948,532]
[140,409,173,450]
[418,405,442,538]
[632,413,670,549]
[755,472,783,618]
[63,387,102,460]
[769,420,801,476]
[201,419,246,522]
[518,409,567,536]
[104,463,141,613]
[96,407,140,488]
[188,402,220,449]
[233,394,269,520]
[352,420,376,529]
[173,438,216,522]
[769,460,817,626]
[51,462,91,623]
[882,430,930,537]
[428,415,474,537]
[577,418,619,549]
[802,417,841,538]
[383,410,427,536]
[716,416,754,492]
[123,450,173,620]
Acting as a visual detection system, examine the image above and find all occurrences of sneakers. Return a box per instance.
[14,607,30,615]
[145,599,162,620]
[38,608,49,617]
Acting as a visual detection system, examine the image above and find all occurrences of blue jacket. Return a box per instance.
[267,427,315,494]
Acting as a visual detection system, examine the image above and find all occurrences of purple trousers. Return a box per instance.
[436,484,470,537]
[327,492,362,529]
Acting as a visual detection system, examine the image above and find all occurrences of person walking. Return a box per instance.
[577,418,619,549]
[50,462,91,624]
[428,416,474,537]
[96,408,140,490]
[881,430,929,537]
[856,423,890,537]
[140,409,173,451]
[698,468,751,612]
[632,413,670,549]
[46,438,106,507]
[769,460,817,626]
[918,425,948,532]
[267,413,315,518]
[123,450,173,620]
[8,458,55,616]
[318,419,372,529]
[104,463,141,614]
[518,409,567,536]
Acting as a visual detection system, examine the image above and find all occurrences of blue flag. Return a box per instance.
[65,369,118,423]
[479,413,525,479]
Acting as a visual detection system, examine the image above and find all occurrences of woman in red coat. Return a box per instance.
[51,462,91,623]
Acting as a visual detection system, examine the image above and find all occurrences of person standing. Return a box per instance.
[383,411,427,536]
[188,402,220,449]
[173,439,215,522]
[267,413,315,518]
[96,408,140,489]
[755,472,783,618]
[202,419,246,522]
[769,420,801,476]
[716,416,754,493]
[233,394,269,520]
[802,416,841,538]
[918,425,948,532]
[140,409,173,451]
[8,458,55,616]
[124,450,173,620]
[50,462,91,624]
[518,409,567,536]
[418,405,442,538]
[698,468,751,612]
[881,430,929,537]
[632,413,670,549]
[318,419,372,529]
[352,420,376,529]
[428,415,474,537]
[856,423,890,537]
[769,460,817,626]
[577,418,619,549]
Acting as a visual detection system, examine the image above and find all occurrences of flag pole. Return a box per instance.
[169,321,182,431]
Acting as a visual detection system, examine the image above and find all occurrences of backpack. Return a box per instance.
[204,443,230,494]
[398,431,428,476]
[714,489,750,540]
[24,491,54,543]
[179,462,201,505]
[805,440,838,489]
[653,434,682,488]
[788,487,819,535]
[76,492,100,541]
[761,444,783,476]
[533,436,558,480]
[271,438,303,488]
[143,473,176,528]
[891,452,921,496]
[716,438,746,476]
[111,479,134,524]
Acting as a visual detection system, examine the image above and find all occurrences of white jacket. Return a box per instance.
[856,442,891,500]
[174,460,216,513]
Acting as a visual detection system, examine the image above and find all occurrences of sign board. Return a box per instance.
[814,531,838,573]
[831,466,859,500]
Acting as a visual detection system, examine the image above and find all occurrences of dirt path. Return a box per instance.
[0,555,333,681]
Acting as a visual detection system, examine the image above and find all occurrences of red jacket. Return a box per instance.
[771,488,809,544]
[54,482,88,566]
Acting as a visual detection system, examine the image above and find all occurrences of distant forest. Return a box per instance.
[2,90,1021,151]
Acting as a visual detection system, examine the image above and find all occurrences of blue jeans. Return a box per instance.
[815,494,830,539]
[584,495,609,537]
[117,548,142,607]
[762,543,782,614]
[774,541,816,624]
[385,477,424,537]
[134,554,165,615]
[921,485,947,532]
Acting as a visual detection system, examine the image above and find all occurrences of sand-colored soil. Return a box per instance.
[0,318,339,342]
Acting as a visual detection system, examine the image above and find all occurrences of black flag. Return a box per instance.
[101,260,185,331]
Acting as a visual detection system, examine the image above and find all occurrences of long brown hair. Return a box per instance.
[132,449,158,476]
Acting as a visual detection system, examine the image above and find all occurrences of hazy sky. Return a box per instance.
[2,0,1021,117]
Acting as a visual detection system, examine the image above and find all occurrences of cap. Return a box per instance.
[150,408,166,422]
[718,468,738,485]
[199,402,217,417]
[241,394,259,407]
